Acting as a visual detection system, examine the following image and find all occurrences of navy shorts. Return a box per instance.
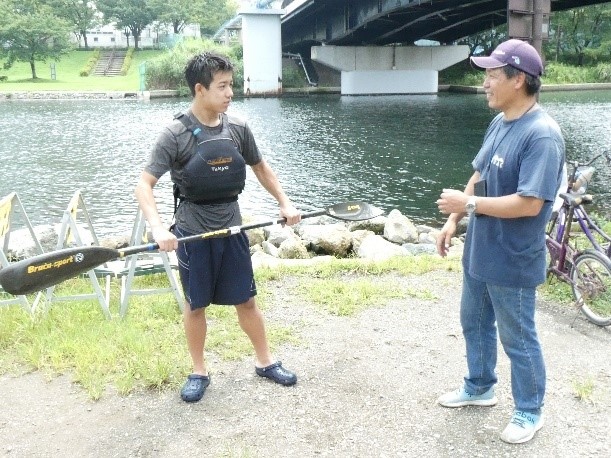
[174,225,256,309]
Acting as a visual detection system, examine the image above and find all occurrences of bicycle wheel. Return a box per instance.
[571,249,611,326]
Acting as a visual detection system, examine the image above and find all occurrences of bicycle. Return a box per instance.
[545,150,611,327]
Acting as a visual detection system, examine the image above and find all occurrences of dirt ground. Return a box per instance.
[1,269,610,457]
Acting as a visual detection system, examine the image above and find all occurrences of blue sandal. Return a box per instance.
[255,361,297,386]
[180,374,210,402]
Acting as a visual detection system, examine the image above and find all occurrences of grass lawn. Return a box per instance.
[0,256,460,399]
[0,49,164,92]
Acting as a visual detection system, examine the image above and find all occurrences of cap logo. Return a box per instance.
[511,56,521,65]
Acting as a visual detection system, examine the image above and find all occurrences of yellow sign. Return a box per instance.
[0,193,15,239]
[65,191,82,245]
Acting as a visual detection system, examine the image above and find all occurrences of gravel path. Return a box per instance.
[1,269,610,457]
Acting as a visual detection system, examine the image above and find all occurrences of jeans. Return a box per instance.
[460,271,546,414]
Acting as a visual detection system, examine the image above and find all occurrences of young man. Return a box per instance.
[435,39,565,443]
[135,52,301,403]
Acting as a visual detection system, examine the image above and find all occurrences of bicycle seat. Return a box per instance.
[559,192,593,206]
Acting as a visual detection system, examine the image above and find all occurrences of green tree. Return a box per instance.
[0,0,73,79]
[151,0,199,34]
[455,26,508,56]
[96,0,158,50]
[547,5,611,65]
[198,0,238,37]
[48,0,99,50]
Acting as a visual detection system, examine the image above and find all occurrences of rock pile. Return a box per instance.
[3,209,466,264]
[246,209,465,265]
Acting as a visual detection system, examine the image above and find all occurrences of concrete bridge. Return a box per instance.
[235,1,607,95]
[280,0,604,54]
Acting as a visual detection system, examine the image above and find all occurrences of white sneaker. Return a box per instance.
[500,410,545,444]
[437,386,498,408]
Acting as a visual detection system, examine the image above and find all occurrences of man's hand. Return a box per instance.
[436,220,457,258]
[279,203,301,226]
[436,188,469,215]
[151,225,178,252]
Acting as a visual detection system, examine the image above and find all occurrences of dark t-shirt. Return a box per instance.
[462,108,565,288]
[144,110,262,233]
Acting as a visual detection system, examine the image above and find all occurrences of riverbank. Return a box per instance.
[1,82,610,100]
[444,82,611,94]
[1,268,609,457]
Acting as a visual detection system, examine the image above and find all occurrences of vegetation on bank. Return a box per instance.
[2,40,610,94]
[439,60,611,86]
[0,49,159,92]
[1,245,601,400]
[144,39,243,95]
[0,255,460,400]
[0,40,307,93]
[1,2,609,90]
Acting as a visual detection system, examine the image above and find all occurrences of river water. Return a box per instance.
[1,90,610,238]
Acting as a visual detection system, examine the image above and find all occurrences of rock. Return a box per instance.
[402,243,437,255]
[351,230,375,253]
[99,236,130,250]
[298,223,352,257]
[4,225,55,259]
[262,240,279,257]
[278,238,310,259]
[347,215,387,234]
[246,228,265,247]
[264,225,298,247]
[418,230,438,245]
[383,209,418,244]
[356,234,410,261]
[250,244,264,255]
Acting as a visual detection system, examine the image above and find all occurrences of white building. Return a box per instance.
[75,23,201,49]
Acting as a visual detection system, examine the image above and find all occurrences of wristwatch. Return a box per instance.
[465,196,477,215]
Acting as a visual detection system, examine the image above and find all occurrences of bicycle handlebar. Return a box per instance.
[567,150,610,186]
[568,150,611,169]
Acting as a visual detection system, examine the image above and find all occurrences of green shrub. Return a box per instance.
[542,62,598,84]
[145,38,243,92]
[594,62,611,83]
[439,61,483,86]
[120,48,135,76]
[282,62,308,88]
[79,49,100,77]
[440,58,611,86]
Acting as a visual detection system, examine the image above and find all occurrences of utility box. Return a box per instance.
[508,0,550,41]
[240,8,284,96]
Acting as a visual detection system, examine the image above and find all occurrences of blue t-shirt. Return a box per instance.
[462,108,565,287]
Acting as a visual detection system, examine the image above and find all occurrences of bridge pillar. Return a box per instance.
[240,8,283,95]
[312,45,470,95]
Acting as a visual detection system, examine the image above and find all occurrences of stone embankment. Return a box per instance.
[2,83,610,101]
[0,91,142,101]
[5,209,465,265]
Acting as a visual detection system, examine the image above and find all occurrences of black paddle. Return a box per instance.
[0,201,383,296]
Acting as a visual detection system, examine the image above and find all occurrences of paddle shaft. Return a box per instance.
[118,209,326,257]
[0,201,380,295]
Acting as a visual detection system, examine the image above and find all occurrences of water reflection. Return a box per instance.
[0,91,609,239]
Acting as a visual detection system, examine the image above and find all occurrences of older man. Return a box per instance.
[435,39,565,444]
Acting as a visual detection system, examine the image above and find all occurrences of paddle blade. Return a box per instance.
[326,201,384,221]
[0,246,119,296]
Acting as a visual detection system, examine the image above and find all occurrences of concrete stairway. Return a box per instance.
[92,50,127,76]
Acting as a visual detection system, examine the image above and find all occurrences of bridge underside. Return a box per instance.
[311,44,470,94]
[282,0,605,55]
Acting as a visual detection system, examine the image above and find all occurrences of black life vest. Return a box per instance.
[173,113,246,209]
